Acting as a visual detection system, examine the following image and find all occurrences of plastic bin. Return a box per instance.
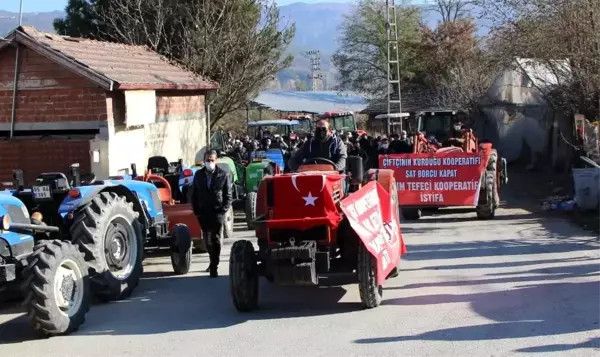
[572,168,600,210]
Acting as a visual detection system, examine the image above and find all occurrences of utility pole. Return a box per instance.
[386,0,402,135]
[9,0,24,138]
[306,50,323,91]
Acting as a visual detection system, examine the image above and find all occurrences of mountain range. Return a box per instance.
[0,2,490,90]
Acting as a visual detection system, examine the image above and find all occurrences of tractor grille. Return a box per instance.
[332,188,342,204]
[2,204,29,224]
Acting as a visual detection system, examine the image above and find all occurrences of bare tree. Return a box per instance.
[434,51,500,116]
[429,0,480,22]
[55,0,295,127]
[483,0,600,120]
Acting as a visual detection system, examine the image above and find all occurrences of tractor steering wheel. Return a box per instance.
[303,157,336,167]
[79,173,96,186]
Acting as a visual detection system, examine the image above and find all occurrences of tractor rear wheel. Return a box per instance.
[71,192,144,302]
[357,243,382,308]
[22,240,90,336]
[245,192,257,230]
[476,149,499,220]
[170,224,192,275]
[223,207,234,238]
[229,240,259,312]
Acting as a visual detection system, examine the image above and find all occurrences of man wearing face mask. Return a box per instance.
[288,119,347,172]
[189,150,233,277]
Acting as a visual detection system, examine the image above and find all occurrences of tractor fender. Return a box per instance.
[58,184,160,227]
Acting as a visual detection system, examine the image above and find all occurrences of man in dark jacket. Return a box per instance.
[189,150,233,277]
[288,119,348,172]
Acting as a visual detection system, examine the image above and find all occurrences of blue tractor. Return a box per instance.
[0,192,90,336]
[9,163,193,303]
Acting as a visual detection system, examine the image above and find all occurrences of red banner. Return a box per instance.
[340,181,406,285]
[379,150,490,206]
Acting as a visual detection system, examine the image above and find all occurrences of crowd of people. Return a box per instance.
[222,126,415,171]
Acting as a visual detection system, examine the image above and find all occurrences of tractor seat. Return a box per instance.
[147,156,170,173]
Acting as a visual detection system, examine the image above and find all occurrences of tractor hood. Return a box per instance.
[261,172,345,230]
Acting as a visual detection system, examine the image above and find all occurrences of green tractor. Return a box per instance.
[243,149,282,230]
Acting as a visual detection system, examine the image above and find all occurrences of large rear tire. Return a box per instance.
[357,243,383,309]
[229,240,259,312]
[22,240,90,336]
[245,192,257,230]
[476,149,499,220]
[71,192,144,302]
[170,224,192,275]
[223,206,234,238]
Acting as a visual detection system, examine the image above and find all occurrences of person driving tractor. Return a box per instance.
[288,119,348,172]
[442,121,466,148]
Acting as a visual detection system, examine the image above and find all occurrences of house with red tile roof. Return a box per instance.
[0,26,218,183]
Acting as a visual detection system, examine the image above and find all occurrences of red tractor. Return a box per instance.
[229,157,406,311]
[380,110,508,220]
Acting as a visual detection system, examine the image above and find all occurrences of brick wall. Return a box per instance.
[0,46,107,126]
[155,90,205,121]
[0,139,91,185]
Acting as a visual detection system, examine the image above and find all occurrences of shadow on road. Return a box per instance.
[401,256,596,272]
[400,234,598,262]
[357,280,600,352]
[0,266,359,343]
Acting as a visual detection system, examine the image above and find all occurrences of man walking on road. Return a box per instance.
[189,150,233,277]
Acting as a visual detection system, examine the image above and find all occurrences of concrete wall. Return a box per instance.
[479,67,556,165]
[103,90,207,177]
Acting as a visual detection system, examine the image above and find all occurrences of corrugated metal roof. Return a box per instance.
[252,90,368,113]
[247,119,300,126]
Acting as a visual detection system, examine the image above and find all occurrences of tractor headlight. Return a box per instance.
[1,215,10,231]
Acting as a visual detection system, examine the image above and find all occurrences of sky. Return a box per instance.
[1,0,432,13]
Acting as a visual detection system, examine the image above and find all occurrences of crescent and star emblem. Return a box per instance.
[290,173,327,206]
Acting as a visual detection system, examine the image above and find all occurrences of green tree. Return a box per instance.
[332,0,422,98]
[54,0,295,127]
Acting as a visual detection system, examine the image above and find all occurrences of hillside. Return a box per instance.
[0,2,490,90]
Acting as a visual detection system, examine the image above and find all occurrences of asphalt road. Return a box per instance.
[1,208,598,356]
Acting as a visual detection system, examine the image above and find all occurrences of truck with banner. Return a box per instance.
[380,110,507,220]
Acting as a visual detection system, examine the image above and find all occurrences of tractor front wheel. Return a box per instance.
[71,192,144,302]
[357,243,383,309]
[229,240,259,312]
[245,192,257,230]
[22,240,90,336]
[170,224,192,275]
[223,207,234,238]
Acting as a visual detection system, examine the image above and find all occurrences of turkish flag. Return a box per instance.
[267,173,344,230]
